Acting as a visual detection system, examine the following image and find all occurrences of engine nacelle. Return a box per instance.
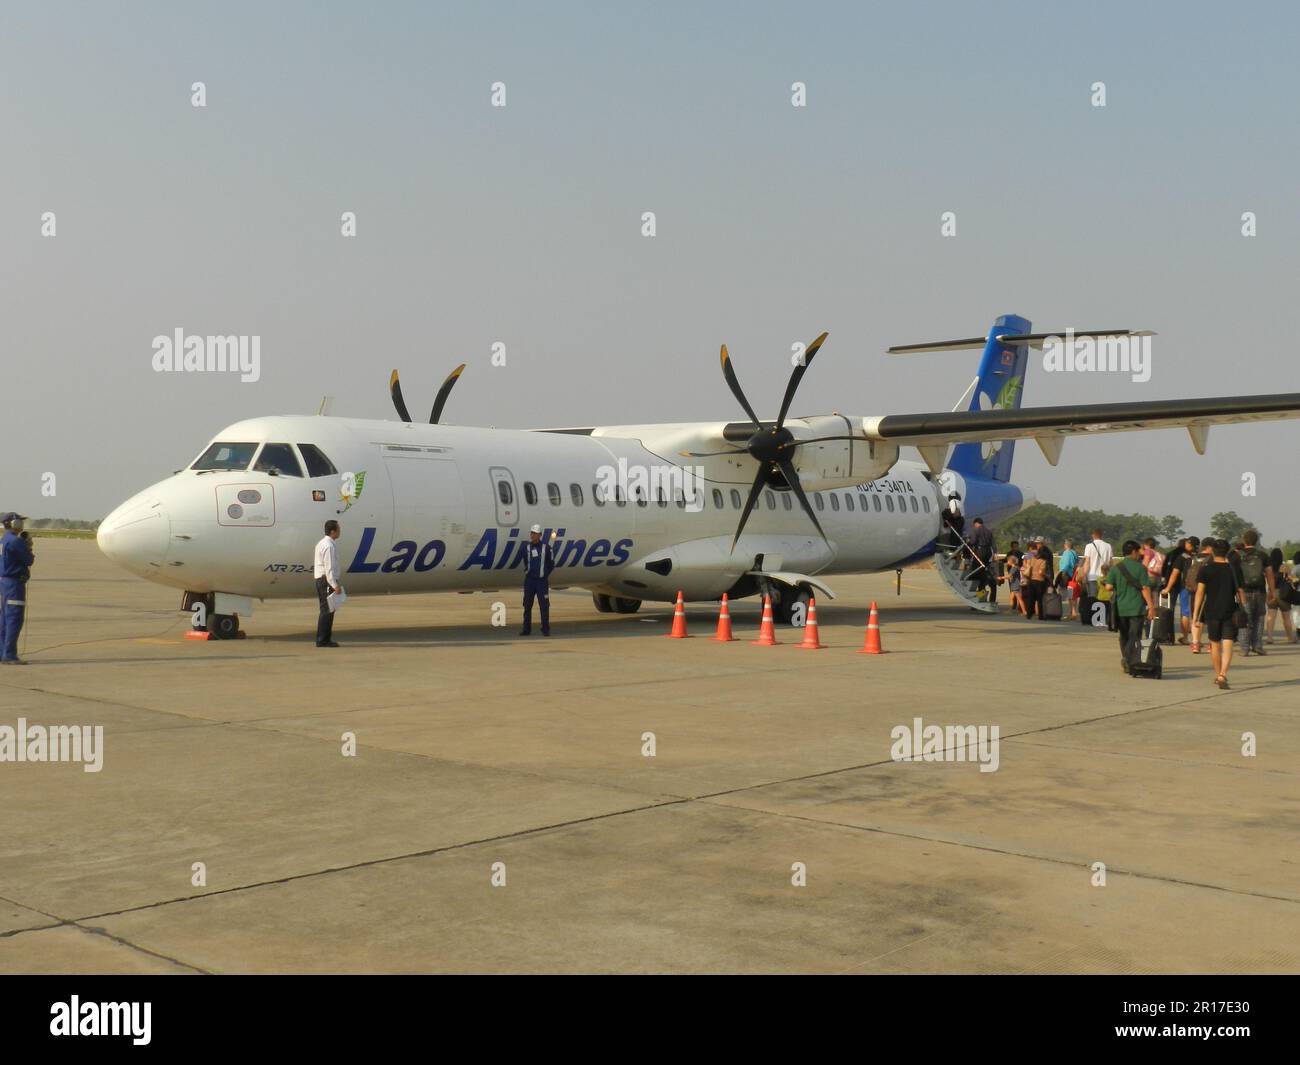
[786,416,899,490]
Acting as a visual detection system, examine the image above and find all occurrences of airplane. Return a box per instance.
[96,314,1300,639]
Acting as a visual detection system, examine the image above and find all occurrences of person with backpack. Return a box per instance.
[1194,539,1247,689]
[1235,529,1275,656]
[1162,536,1199,646]
[1103,541,1157,672]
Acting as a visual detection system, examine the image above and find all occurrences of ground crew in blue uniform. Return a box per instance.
[1,513,35,665]
[519,523,554,637]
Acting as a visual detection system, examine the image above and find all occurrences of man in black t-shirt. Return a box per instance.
[1194,539,1246,690]
[1161,536,1199,646]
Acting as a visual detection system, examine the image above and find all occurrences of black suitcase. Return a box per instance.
[1041,587,1063,620]
[1155,593,1175,645]
[1127,619,1164,679]
[1079,591,1093,626]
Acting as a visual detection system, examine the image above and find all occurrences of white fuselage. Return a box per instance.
[97,414,994,607]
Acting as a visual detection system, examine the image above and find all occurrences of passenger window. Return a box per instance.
[254,443,303,477]
[615,486,627,507]
[712,489,724,509]
[498,480,514,506]
[922,497,931,513]
[910,496,919,513]
[548,482,562,506]
[657,488,667,508]
[192,441,258,471]
[635,487,647,507]
[829,494,840,512]
[592,484,605,507]
[675,490,687,509]
[782,494,792,511]
[814,494,824,512]
[845,494,855,512]
[297,443,338,477]
[859,493,869,511]
[886,496,895,512]
[571,483,583,506]
[730,489,742,509]
[524,482,538,505]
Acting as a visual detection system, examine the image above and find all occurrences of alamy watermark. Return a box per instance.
[1042,328,1151,384]
[890,716,1000,773]
[595,460,705,512]
[151,328,261,382]
[0,718,104,772]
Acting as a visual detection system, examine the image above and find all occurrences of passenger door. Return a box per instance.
[489,466,518,526]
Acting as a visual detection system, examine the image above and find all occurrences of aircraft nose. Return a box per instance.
[98,496,169,574]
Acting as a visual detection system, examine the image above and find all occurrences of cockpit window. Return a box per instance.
[254,442,304,477]
[192,442,258,471]
[297,443,338,478]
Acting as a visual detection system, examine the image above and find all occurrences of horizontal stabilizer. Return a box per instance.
[996,329,1154,347]
[889,329,1153,354]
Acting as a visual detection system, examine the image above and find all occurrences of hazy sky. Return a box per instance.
[4,1,1297,538]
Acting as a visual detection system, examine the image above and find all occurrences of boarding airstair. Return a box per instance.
[933,535,997,613]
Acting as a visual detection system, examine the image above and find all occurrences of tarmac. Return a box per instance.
[1,538,1297,974]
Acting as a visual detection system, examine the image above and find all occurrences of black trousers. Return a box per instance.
[315,577,335,644]
[1022,580,1045,617]
[521,576,550,634]
[1116,613,1144,658]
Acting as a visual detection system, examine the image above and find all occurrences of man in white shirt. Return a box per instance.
[313,520,343,647]
[1082,528,1113,600]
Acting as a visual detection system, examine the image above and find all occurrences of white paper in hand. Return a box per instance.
[327,588,347,613]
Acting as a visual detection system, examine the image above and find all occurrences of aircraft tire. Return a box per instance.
[592,593,614,613]
[773,584,812,627]
[210,613,241,640]
[611,597,641,614]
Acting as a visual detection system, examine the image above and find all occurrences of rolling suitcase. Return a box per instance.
[1155,592,1175,645]
[1127,619,1163,679]
[1041,587,1063,620]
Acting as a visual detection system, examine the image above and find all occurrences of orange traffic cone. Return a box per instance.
[711,594,736,642]
[666,590,691,638]
[753,594,779,646]
[857,601,886,654]
[795,597,824,649]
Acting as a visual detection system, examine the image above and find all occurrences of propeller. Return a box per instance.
[389,364,467,425]
[684,332,855,552]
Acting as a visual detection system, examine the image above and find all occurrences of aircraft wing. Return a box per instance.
[863,392,1300,462]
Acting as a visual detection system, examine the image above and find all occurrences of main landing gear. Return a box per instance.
[592,593,641,614]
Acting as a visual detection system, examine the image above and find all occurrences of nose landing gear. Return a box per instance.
[181,592,246,640]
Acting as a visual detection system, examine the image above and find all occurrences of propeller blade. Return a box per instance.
[729,468,769,553]
[430,363,466,424]
[389,370,413,423]
[776,332,828,429]
[778,457,828,545]
[720,345,762,428]
[679,447,746,458]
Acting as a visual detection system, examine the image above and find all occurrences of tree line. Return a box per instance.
[995,504,1298,557]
